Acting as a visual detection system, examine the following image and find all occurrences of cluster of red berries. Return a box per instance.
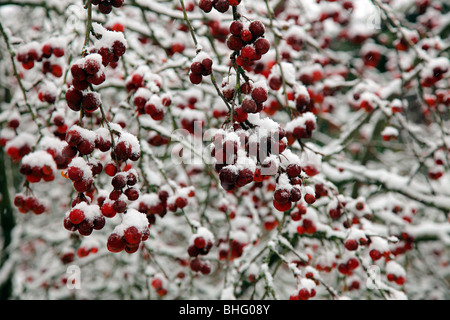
[199,0,241,13]
[272,173,302,212]
[290,279,317,300]
[296,213,318,235]
[92,0,124,15]
[227,20,270,68]
[65,125,99,156]
[236,81,269,118]
[13,193,47,214]
[38,82,57,104]
[67,156,95,193]
[148,131,170,147]
[385,261,406,285]
[187,228,214,258]
[111,132,141,162]
[19,150,56,183]
[285,111,317,141]
[106,208,150,254]
[77,240,99,258]
[151,276,168,296]
[136,187,194,224]
[66,87,102,114]
[337,256,360,275]
[5,133,34,162]
[189,257,212,275]
[88,26,127,69]
[218,236,248,261]
[70,54,106,90]
[133,88,166,120]
[187,228,214,275]
[63,201,106,236]
[42,138,73,170]
[16,41,64,77]
[420,58,449,88]
[189,52,213,85]
[100,170,139,217]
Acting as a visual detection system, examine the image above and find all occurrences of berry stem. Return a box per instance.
[0,21,43,140]
[178,0,199,52]
[82,0,93,56]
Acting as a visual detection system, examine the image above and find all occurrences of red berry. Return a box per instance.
[194,236,206,249]
[230,21,243,36]
[69,208,85,225]
[124,226,142,245]
[369,249,382,261]
[214,0,229,12]
[199,0,213,12]
[107,233,126,252]
[99,1,112,14]
[249,20,265,39]
[344,239,359,251]
[254,38,270,55]
[251,87,268,103]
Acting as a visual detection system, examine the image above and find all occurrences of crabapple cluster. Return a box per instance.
[38,82,57,105]
[63,201,106,236]
[198,0,241,14]
[5,133,34,162]
[136,186,195,225]
[189,52,213,85]
[92,0,124,15]
[337,255,360,276]
[88,24,127,68]
[290,278,317,301]
[106,208,150,254]
[77,238,99,258]
[100,170,139,217]
[385,261,406,286]
[16,40,65,77]
[19,150,56,183]
[13,193,47,215]
[151,274,168,297]
[133,88,165,120]
[187,227,214,274]
[227,20,270,68]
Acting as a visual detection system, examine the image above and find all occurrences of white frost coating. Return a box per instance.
[193,51,211,63]
[68,202,101,222]
[95,127,111,141]
[230,229,249,245]
[300,148,322,171]
[381,126,398,137]
[386,261,406,277]
[119,131,140,155]
[69,157,93,180]
[270,62,296,85]
[298,278,316,291]
[346,227,367,242]
[139,193,161,206]
[38,136,67,154]
[134,87,152,100]
[120,208,149,232]
[369,236,389,253]
[69,125,97,144]
[190,226,214,245]
[279,149,301,168]
[285,112,316,132]
[92,22,127,49]
[220,287,236,300]
[5,132,36,149]
[276,173,292,191]
[21,150,57,171]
